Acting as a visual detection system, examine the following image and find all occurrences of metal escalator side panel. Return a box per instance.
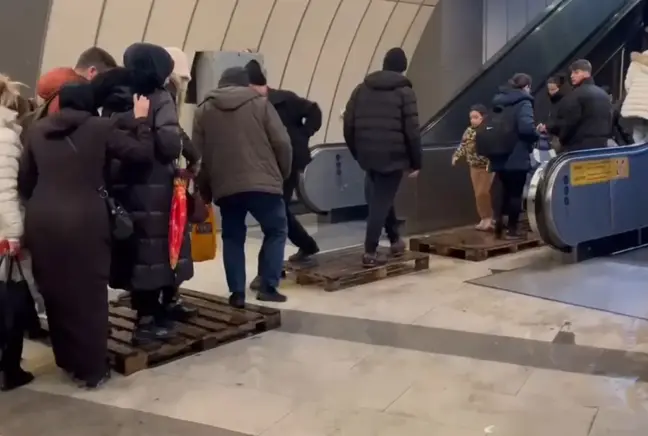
[541,144,648,248]
[527,164,545,236]
[297,144,365,214]
[421,0,633,144]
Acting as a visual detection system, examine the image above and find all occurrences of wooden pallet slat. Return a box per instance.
[285,246,429,292]
[42,289,281,376]
[409,226,542,261]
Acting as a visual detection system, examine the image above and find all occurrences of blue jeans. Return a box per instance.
[216,192,287,295]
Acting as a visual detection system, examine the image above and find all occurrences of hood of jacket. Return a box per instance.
[492,87,534,107]
[549,83,571,104]
[202,86,261,111]
[267,88,296,105]
[123,43,174,94]
[38,108,93,139]
[630,51,648,73]
[363,70,412,91]
[0,106,19,131]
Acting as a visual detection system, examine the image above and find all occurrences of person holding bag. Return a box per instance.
[18,83,153,388]
[95,44,195,344]
[0,74,39,391]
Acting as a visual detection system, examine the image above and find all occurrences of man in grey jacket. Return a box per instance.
[193,67,292,308]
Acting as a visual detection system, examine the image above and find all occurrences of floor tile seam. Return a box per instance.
[280,308,648,356]
[278,310,648,379]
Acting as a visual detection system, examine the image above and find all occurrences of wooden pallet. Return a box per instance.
[46,289,281,376]
[409,226,542,261]
[284,246,429,291]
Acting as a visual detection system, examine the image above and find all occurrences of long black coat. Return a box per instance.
[106,89,194,291]
[93,63,196,291]
[19,109,153,378]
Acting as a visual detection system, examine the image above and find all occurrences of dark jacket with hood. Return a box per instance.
[489,87,538,172]
[193,86,292,201]
[343,70,422,173]
[548,77,612,152]
[267,88,321,172]
[92,43,194,291]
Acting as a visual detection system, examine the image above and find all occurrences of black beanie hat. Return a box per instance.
[244,60,267,86]
[382,47,408,73]
[218,67,250,88]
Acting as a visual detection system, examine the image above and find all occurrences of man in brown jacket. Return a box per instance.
[193,67,292,308]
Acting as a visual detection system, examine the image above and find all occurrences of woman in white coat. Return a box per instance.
[621,50,648,143]
[0,74,38,391]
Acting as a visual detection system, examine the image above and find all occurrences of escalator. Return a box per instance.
[299,0,645,233]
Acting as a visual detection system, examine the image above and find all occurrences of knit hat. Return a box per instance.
[36,67,86,114]
[382,47,408,73]
[218,67,250,88]
[244,60,267,86]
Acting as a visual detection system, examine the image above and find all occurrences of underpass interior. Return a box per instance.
[4,0,648,435]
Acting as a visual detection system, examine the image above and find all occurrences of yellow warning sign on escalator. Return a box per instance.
[570,157,629,186]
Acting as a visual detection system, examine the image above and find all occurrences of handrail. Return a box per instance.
[419,0,569,135]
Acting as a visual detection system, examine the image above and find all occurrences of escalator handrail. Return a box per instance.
[538,142,648,250]
[419,0,569,135]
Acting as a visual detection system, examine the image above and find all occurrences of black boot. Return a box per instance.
[132,316,175,346]
[288,248,319,265]
[163,298,198,323]
[1,368,34,392]
[249,276,262,291]
[229,293,246,309]
[257,286,287,303]
[83,368,111,389]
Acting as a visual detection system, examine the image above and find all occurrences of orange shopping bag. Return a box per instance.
[191,206,217,262]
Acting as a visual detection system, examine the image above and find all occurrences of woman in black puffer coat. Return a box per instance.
[92,43,197,344]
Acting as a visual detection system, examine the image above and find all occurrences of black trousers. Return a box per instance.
[131,287,176,320]
[494,170,527,232]
[364,170,403,253]
[284,171,318,254]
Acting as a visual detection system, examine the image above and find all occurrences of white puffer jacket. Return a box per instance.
[0,106,41,309]
[621,51,648,121]
[0,106,23,241]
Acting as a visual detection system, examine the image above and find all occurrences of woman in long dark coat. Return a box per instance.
[18,83,153,388]
[93,43,195,344]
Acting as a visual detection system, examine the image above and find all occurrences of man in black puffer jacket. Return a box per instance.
[343,47,422,267]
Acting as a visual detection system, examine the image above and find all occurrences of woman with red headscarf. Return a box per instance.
[36,67,86,115]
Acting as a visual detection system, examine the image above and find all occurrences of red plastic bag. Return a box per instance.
[169,177,188,270]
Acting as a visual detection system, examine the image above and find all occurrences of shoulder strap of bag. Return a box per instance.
[65,136,109,199]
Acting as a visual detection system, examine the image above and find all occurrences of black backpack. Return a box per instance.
[475,105,518,158]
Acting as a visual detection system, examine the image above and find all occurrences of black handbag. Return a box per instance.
[66,137,133,240]
[0,256,31,352]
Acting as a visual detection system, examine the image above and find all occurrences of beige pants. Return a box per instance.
[469,166,494,220]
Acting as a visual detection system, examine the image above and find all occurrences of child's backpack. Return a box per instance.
[474,105,518,158]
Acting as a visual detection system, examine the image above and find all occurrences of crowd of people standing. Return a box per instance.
[452,57,640,238]
[0,41,420,392]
